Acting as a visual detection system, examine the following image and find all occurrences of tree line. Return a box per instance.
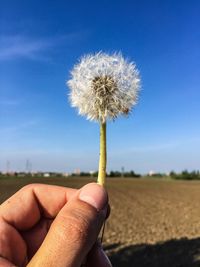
[78,170,200,180]
[169,170,200,180]
[1,169,200,180]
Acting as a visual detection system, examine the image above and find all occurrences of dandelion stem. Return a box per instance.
[97,121,107,186]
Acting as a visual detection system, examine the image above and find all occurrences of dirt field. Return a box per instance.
[1,176,200,267]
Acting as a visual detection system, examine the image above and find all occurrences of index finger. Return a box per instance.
[0,184,77,230]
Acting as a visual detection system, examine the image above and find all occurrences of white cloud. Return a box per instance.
[0,98,21,106]
[0,32,86,61]
[0,35,49,60]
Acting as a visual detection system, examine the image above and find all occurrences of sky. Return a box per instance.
[0,0,200,174]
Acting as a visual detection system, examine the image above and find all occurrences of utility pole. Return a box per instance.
[121,166,124,178]
[26,159,31,173]
[6,160,10,174]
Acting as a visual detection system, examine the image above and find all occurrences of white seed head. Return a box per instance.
[67,52,140,122]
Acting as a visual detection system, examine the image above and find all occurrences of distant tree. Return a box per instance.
[170,170,200,180]
[109,171,121,177]
[80,172,91,176]
[124,170,140,178]
[169,171,176,177]
[92,171,98,177]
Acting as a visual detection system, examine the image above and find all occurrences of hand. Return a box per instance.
[0,183,112,267]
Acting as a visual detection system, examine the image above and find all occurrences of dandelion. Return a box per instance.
[67,52,140,186]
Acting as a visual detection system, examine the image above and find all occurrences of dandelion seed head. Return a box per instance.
[67,52,140,122]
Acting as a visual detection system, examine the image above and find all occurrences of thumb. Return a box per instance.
[27,183,108,267]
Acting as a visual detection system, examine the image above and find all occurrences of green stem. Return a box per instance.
[97,121,107,186]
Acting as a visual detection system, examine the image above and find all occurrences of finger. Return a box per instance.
[0,184,77,230]
[0,217,27,266]
[22,201,110,261]
[0,257,17,267]
[86,242,112,267]
[21,218,53,259]
[0,185,77,267]
[27,183,108,267]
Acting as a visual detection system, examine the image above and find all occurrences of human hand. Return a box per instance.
[0,183,112,267]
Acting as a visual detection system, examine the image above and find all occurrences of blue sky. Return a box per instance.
[0,0,200,173]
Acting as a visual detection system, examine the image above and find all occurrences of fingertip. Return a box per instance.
[79,183,108,211]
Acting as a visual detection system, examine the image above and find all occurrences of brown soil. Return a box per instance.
[1,177,200,266]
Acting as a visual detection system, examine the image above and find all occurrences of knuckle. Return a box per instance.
[20,183,38,192]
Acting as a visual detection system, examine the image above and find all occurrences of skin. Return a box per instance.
[0,183,112,267]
